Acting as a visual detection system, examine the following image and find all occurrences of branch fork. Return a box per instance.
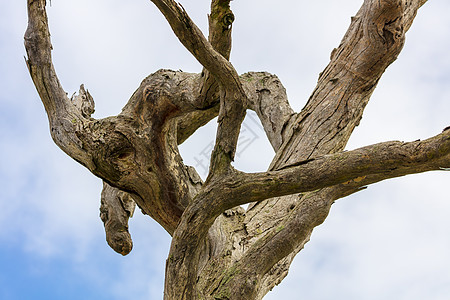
[25,0,446,299]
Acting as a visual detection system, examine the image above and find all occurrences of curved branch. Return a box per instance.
[229,129,450,207]
[193,0,234,109]
[177,71,296,149]
[218,127,450,298]
[219,0,432,296]
[26,1,202,236]
[177,0,234,144]
[150,0,247,176]
[176,105,220,145]
[166,127,450,299]
[100,182,136,255]
[271,0,408,170]
[25,0,95,170]
[27,0,435,298]
[241,72,296,151]
[243,0,422,245]
[150,0,237,88]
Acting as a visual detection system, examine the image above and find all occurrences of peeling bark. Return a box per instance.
[25,0,450,299]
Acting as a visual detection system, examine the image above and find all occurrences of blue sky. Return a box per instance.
[1,1,450,299]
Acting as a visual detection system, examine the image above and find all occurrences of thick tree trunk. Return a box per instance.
[24,0,450,299]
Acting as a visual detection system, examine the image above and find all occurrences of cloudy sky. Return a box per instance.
[1,0,450,299]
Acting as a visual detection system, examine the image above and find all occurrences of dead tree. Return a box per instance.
[25,0,449,299]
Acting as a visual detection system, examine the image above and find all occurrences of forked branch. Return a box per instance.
[151,0,247,176]
[225,129,450,209]
[27,0,447,299]
[176,0,235,144]
[216,0,432,297]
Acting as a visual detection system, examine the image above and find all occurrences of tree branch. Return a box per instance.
[241,72,296,151]
[403,0,428,31]
[27,0,438,298]
[150,0,247,176]
[165,127,450,299]
[150,0,237,88]
[271,0,407,170]
[25,0,95,170]
[26,2,202,236]
[162,0,419,294]
[100,182,136,255]
[193,0,234,109]
[243,0,415,250]
[177,0,234,144]
[208,0,234,60]
[217,0,432,296]
[177,71,295,149]
[217,127,450,298]
[227,129,450,208]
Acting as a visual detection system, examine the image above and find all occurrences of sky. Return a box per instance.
[0,0,450,299]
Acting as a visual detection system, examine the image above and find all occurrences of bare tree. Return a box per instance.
[25,0,449,299]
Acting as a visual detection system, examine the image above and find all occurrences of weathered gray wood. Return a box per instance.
[100,182,136,255]
[25,0,450,299]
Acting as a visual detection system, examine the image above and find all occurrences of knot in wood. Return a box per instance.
[223,12,235,29]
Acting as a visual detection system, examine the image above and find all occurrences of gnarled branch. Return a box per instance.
[224,129,450,209]
[100,182,136,255]
[25,0,95,170]
[217,0,430,297]
[27,0,447,299]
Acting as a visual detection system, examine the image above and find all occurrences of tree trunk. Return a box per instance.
[24,0,450,299]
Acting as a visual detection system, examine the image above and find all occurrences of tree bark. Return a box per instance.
[25,0,450,299]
